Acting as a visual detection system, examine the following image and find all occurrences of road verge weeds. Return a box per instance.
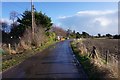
[2,40,57,72]
[71,39,118,80]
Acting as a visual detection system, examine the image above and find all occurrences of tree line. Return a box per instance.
[1,10,120,45]
[1,10,53,44]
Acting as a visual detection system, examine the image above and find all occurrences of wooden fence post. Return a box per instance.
[105,50,109,64]
[8,43,11,54]
[14,43,17,51]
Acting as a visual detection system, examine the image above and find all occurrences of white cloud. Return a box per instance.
[58,16,69,19]
[58,10,118,35]
[93,17,111,27]
[0,18,12,25]
[77,10,115,16]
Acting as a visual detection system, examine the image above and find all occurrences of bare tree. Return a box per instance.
[10,11,18,28]
[52,26,67,37]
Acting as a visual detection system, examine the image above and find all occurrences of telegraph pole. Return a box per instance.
[31,0,35,41]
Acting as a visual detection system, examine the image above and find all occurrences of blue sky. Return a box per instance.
[1,2,118,35]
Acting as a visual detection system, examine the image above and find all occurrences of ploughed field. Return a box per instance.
[81,38,119,78]
[82,39,119,60]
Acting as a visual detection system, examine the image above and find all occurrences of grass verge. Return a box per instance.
[70,40,117,80]
[1,40,57,72]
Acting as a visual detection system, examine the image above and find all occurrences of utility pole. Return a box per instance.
[31,0,35,41]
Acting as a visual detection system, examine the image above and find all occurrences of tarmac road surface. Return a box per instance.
[2,40,88,79]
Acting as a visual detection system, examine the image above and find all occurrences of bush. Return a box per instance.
[19,26,48,48]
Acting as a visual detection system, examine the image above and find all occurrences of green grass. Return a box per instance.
[2,50,34,71]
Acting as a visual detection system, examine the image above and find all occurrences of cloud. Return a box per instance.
[58,16,68,19]
[77,10,115,16]
[58,10,118,35]
[93,17,110,27]
[0,18,12,25]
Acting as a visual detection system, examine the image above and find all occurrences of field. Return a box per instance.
[73,38,119,79]
[82,39,119,61]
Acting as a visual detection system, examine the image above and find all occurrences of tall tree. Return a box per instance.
[10,10,53,38]
[17,10,32,28]
[70,30,76,38]
[35,11,53,31]
[106,34,112,38]
[17,10,52,31]
[82,32,90,38]
[113,35,120,39]
[66,29,72,38]
[98,33,101,38]
[76,32,81,39]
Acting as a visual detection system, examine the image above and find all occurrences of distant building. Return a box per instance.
[57,36,65,41]
[57,36,60,40]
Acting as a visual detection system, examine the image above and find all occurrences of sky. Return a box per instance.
[1,2,118,35]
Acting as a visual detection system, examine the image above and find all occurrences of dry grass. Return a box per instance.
[82,38,119,78]
[20,26,47,49]
[1,25,56,71]
[2,26,48,55]
[72,38,119,79]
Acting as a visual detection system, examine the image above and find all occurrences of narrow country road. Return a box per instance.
[2,40,88,79]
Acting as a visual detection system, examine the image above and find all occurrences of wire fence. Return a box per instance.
[76,39,119,77]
